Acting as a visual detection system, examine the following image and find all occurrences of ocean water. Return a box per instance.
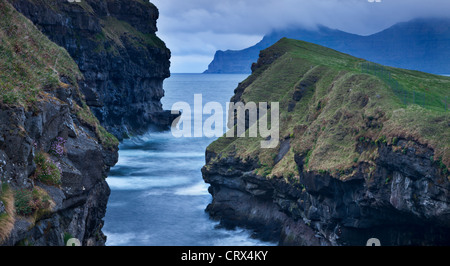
[103,74,275,246]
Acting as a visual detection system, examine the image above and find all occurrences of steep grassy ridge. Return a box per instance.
[0,0,118,149]
[0,0,118,245]
[203,38,450,245]
[0,0,81,106]
[8,0,173,139]
[207,37,449,184]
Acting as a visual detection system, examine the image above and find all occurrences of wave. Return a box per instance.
[112,159,203,173]
[104,232,141,246]
[173,182,210,196]
[117,150,204,159]
[107,175,191,190]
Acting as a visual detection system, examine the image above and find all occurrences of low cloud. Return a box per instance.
[152,0,450,72]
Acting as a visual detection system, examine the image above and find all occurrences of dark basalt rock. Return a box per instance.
[202,141,450,246]
[0,90,118,246]
[0,201,5,214]
[0,0,124,245]
[10,0,176,140]
[150,110,182,131]
[1,0,175,246]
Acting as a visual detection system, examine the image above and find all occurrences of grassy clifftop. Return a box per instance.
[0,0,118,149]
[0,0,81,106]
[207,38,450,181]
[8,0,171,139]
[0,0,119,245]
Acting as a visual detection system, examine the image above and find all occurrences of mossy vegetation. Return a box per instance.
[0,0,82,107]
[0,0,118,150]
[100,16,167,51]
[12,186,54,232]
[206,38,450,181]
[0,183,15,243]
[75,102,119,150]
[33,152,62,187]
[63,232,74,246]
[14,188,48,216]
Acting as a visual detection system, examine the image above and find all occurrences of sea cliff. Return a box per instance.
[10,0,177,140]
[0,0,171,246]
[202,38,450,245]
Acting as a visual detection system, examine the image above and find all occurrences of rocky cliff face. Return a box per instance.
[203,140,450,245]
[0,0,118,245]
[0,96,118,246]
[202,38,450,246]
[10,0,176,140]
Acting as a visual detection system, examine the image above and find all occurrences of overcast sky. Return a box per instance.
[151,0,450,73]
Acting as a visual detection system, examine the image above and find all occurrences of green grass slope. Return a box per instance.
[207,38,450,181]
[0,0,118,149]
[0,0,81,106]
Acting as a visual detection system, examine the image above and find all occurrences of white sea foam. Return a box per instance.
[104,74,273,246]
[142,190,168,196]
[104,232,137,246]
[173,182,210,196]
[113,160,203,174]
[212,227,276,246]
[106,201,127,207]
[107,176,191,190]
[118,150,204,160]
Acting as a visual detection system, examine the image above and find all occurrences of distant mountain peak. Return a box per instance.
[204,17,450,74]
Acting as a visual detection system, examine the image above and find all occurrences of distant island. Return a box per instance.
[204,18,450,75]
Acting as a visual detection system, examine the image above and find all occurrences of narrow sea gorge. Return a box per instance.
[1,0,449,249]
[103,74,274,246]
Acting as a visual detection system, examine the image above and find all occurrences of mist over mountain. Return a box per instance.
[204,18,450,74]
